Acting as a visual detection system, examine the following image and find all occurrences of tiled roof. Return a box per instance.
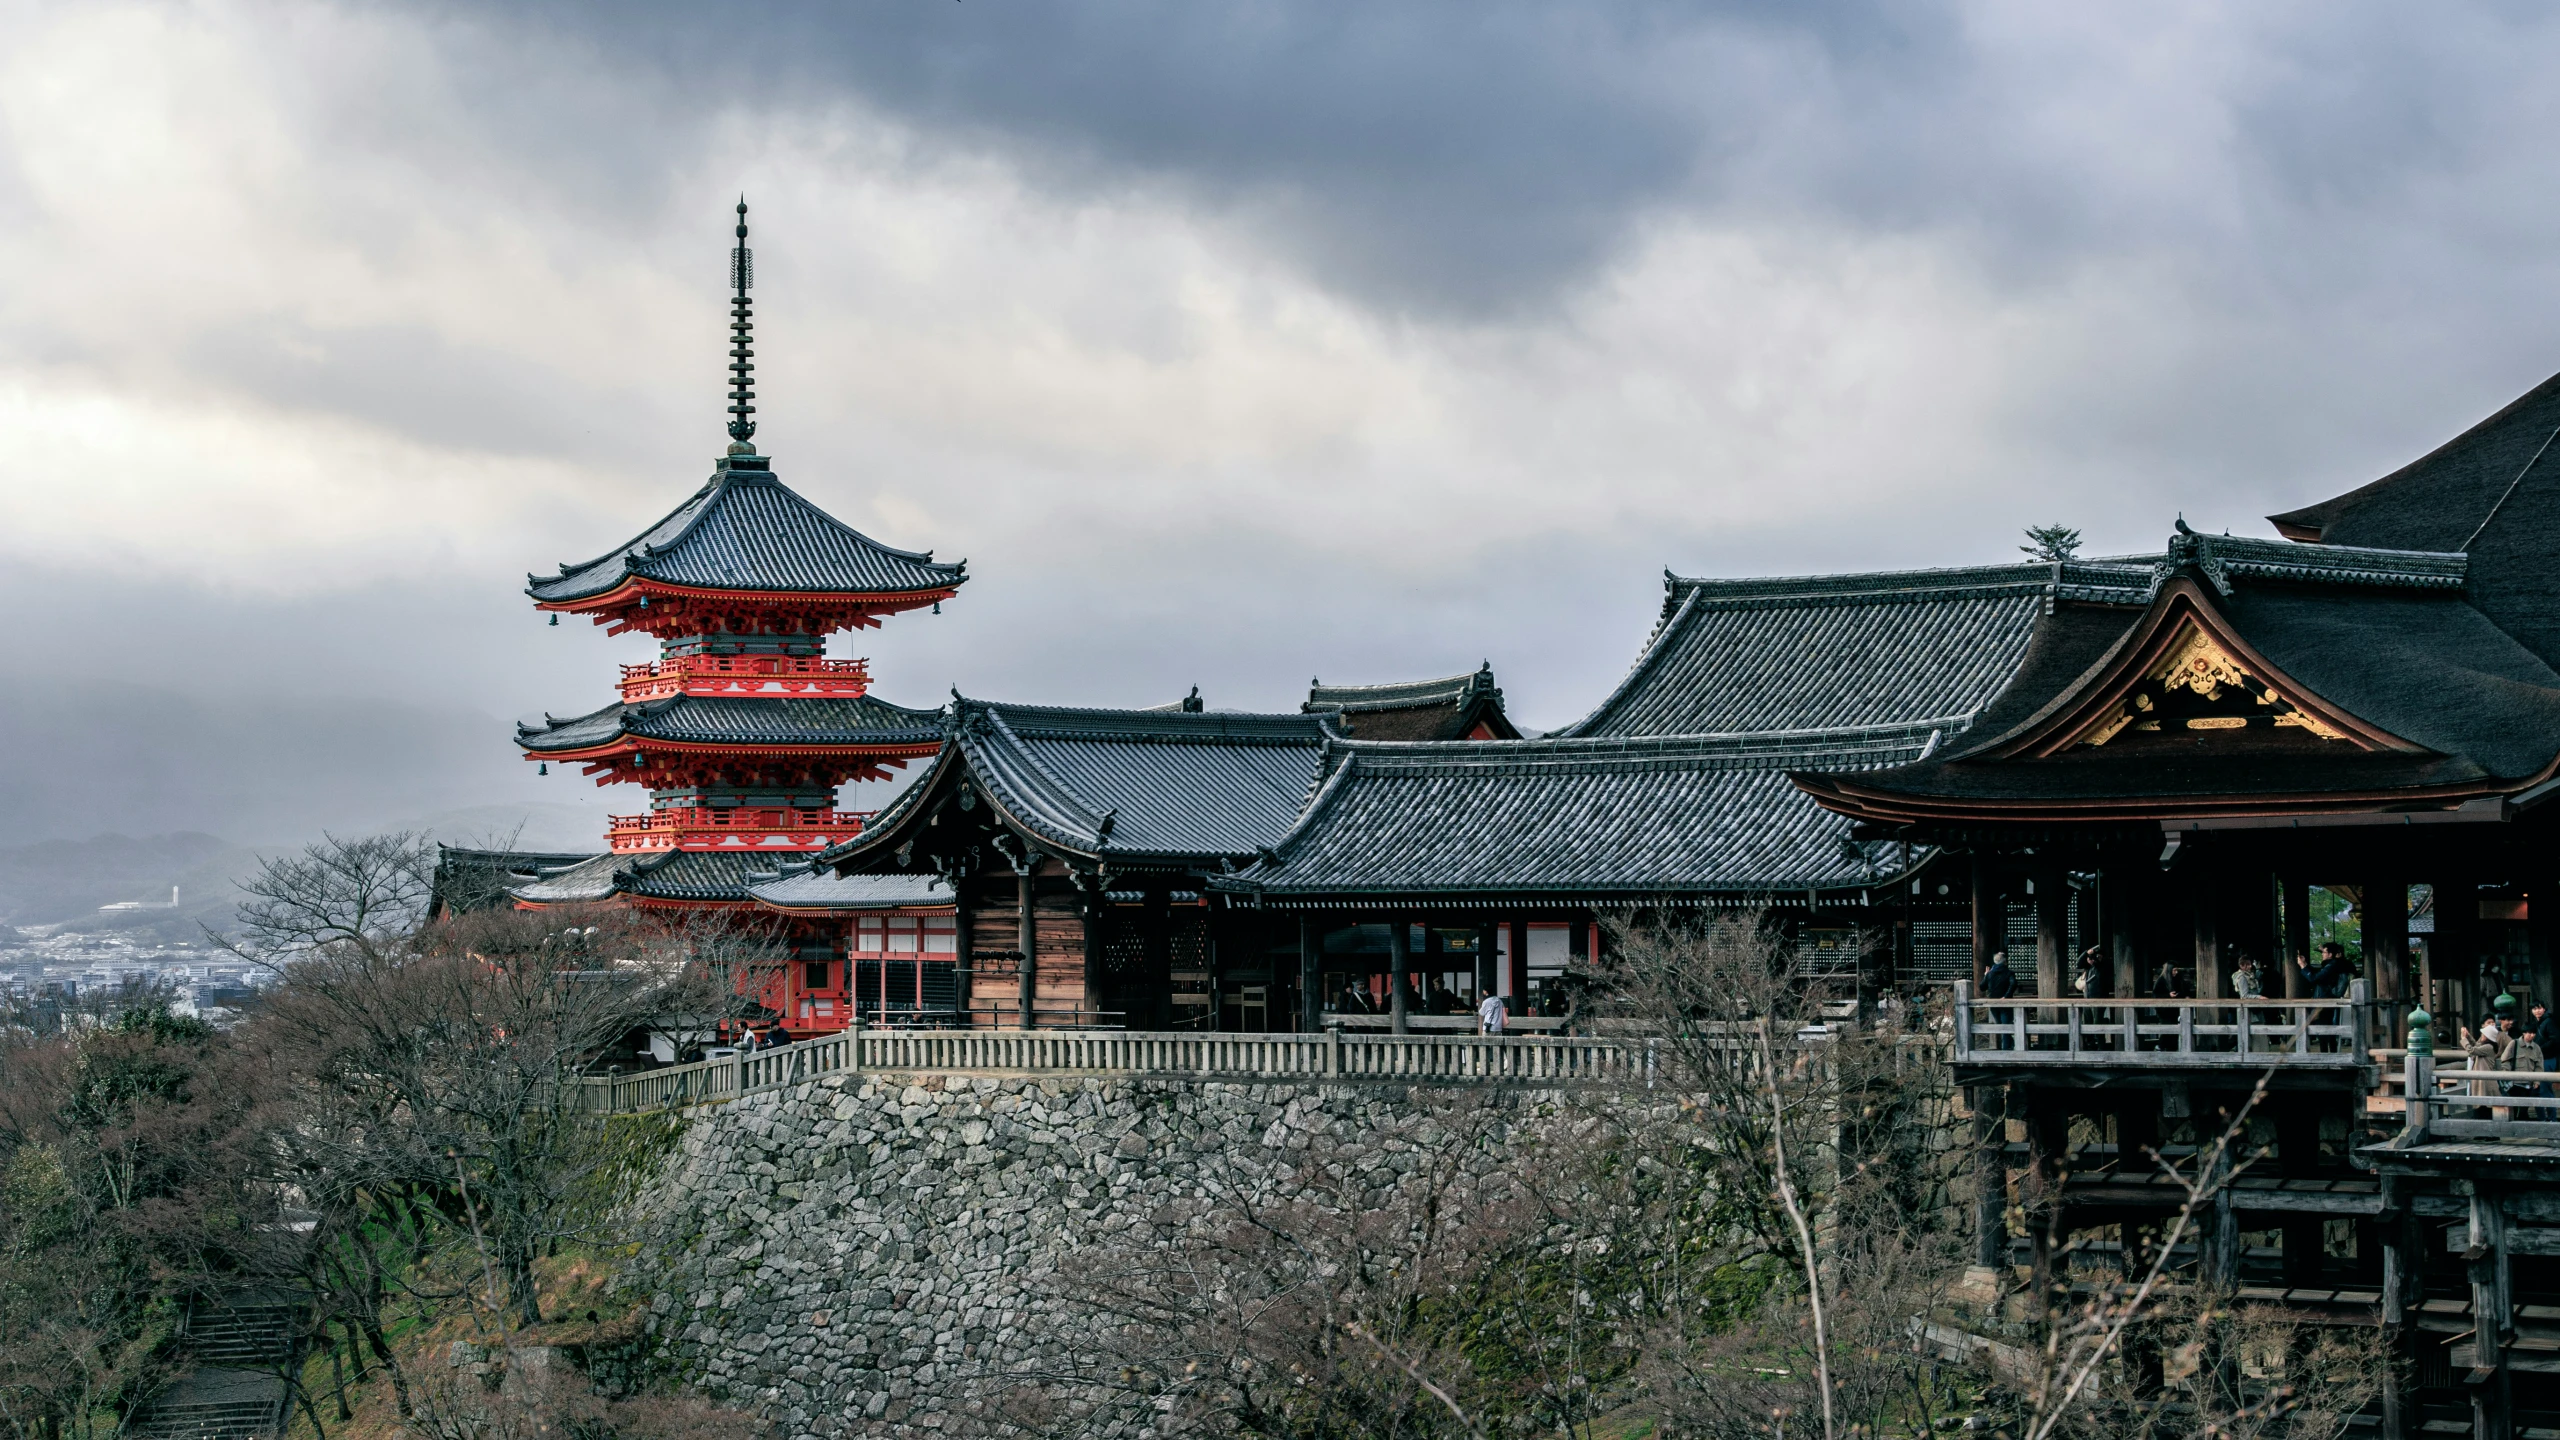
[1304,663,1519,741]
[517,694,945,752]
[1305,664,1500,715]
[508,850,769,905]
[820,699,1336,868]
[1218,726,1936,901]
[1560,561,2158,739]
[433,845,603,913]
[528,455,965,603]
[2268,369,2560,672]
[745,866,953,911]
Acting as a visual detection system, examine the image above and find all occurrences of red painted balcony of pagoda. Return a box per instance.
[617,655,873,702]
[606,807,874,853]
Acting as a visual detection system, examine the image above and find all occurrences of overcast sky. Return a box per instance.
[8,1,2560,844]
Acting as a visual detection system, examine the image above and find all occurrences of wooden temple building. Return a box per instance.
[444,199,2560,1433]
[1785,374,2560,1437]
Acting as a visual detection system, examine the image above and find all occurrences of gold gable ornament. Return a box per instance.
[2082,624,2346,746]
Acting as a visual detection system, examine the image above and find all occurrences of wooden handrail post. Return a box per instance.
[1953,981,1974,1058]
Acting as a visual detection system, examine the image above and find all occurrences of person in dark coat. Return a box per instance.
[1981,952,2017,999]
[2293,942,2353,999]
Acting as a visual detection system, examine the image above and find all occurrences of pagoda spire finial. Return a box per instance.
[726,196,758,454]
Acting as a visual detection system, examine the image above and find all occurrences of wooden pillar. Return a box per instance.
[2026,1096,2069,1308]
[1016,865,1037,1030]
[2276,1105,2322,1287]
[2035,866,2068,1001]
[2281,877,2312,999]
[952,882,975,1023]
[2369,876,2408,1044]
[2529,881,2556,1013]
[1569,915,1592,976]
[1972,1085,2008,1270]
[2193,868,2223,1000]
[2106,865,2143,999]
[1507,919,1528,1000]
[1142,883,1172,1033]
[1298,916,1321,1032]
[1474,921,1498,1006]
[1972,855,1999,990]
[2380,1174,2420,1440]
[1203,900,1225,1033]
[1078,877,1106,1029]
[1386,916,1411,1035]
[2437,876,2476,1029]
[2470,1189,2514,1440]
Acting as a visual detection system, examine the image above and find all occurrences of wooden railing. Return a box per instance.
[1952,981,2371,1069]
[2397,1051,2560,1143]
[605,807,873,853]
[572,1026,1663,1114]
[619,654,873,701]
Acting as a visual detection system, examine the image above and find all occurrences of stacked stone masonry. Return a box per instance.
[626,1066,1972,1438]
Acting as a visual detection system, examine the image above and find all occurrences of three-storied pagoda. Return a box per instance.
[503,202,964,1026]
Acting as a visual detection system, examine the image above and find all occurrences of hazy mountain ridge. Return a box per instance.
[0,677,612,849]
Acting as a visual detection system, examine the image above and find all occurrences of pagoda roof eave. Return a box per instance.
[519,735,944,763]
[527,574,962,615]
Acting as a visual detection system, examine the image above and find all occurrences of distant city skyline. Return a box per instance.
[9,3,2560,845]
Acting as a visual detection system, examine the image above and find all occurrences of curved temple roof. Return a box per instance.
[1560,561,2157,740]
[529,455,966,605]
[1789,526,2560,823]
[1218,725,1938,902]
[518,694,945,754]
[745,866,953,912]
[822,699,1337,869]
[1303,663,1519,740]
[509,849,772,906]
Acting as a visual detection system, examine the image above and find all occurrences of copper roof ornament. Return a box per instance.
[727,196,757,455]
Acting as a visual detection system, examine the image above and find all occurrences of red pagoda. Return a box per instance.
[506,202,963,1026]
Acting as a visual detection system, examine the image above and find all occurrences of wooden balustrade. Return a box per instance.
[2396,1051,2560,1143]
[1951,980,2372,1070]
[618,654,873,700]
[571,1027,1665,1114]
[606,807,874,853]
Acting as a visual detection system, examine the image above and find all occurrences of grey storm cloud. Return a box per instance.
[422,2,2560,315]
[13,0,2560,851]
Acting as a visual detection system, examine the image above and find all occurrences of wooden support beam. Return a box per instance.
[2035,866,2068,1002]
[1972,857,1999,991]
[1474,921,1498,1011]
[1016,866,1037,1031]
[2368,875,2409,1045]
[1298,916,1321,1033]
[2107,865,2143,1000]
[2469,1188,2513,1440]
[2276,1106,2322,1288]
[1973,1085,2008,1270]
[2282,877,2311,1000]
[1387,916,1411,1036]
[2193,869,2223,1001]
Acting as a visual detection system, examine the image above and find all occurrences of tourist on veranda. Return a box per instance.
[2073,948,2102,999]
[2294,942,2353,999]
[2459,1012,2511,1101]
[1477,988,1508,1036]
[2535,999,2559,1098]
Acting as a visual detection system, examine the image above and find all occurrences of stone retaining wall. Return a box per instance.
[626,1065,1973,1438]
[629,1069,1594,1438]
